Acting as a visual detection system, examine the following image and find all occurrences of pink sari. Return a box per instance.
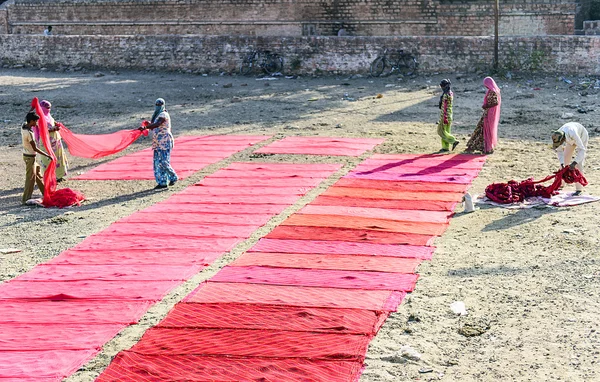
[483,77,501,153]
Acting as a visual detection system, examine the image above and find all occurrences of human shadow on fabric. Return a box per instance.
[480,206,564,232]
[355,154,479,177]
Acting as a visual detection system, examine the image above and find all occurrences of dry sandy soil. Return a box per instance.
[0,67,599,382]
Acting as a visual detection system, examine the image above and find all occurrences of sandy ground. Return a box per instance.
[1,68,599,382]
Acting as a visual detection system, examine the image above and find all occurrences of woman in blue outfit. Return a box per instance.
[140,98,178,189]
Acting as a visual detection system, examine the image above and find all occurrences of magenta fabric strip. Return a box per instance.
[211,266,419,291]
[251,238,435,259]
[298,205,452,223]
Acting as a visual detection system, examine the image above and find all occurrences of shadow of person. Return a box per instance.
[481,206,564,232]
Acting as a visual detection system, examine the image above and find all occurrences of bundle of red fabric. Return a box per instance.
[485,167,588,204]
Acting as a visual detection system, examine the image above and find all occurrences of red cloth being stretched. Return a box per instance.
[32,98,85,208]
[57,122,144,159]
[485,167,588,204]
[31,98,144,207]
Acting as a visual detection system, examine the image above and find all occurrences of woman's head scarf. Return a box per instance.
[39,99,55,130]
[151,98,166,123]
[40,100,52,116]
[439,79,451,109]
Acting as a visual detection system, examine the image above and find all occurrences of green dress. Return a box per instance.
[437,91,456,151]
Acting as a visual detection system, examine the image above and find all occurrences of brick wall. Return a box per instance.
[4,0,576,36]
[0,35,598,75]
[0,4,8,34]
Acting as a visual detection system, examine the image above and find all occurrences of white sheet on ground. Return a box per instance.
[474,191,599,209]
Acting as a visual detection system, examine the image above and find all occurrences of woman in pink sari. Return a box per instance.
[466,77,501,154]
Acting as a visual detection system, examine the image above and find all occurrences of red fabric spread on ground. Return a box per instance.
[97,352,363,382]
[32,98,85,208]
[158,303,388,335]
[212,265,419,291]
[232,252,423,273]
[282,214,448,236]
[334,177,470,193]
[49,249,223,265]
[266,225,435,246]
[128,327,372,359]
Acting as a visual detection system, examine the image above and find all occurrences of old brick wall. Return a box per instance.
[0,35,598,75]
[4,0,576,36]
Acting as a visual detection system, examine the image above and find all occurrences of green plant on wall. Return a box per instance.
[501,46,548,73]
[290,56,302,71]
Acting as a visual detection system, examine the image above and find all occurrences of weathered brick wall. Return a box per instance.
[0,3,8,34]
[4,0,576,36]
[0,35,598,75]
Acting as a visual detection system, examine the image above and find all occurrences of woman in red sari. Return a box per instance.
[466,77,501,154]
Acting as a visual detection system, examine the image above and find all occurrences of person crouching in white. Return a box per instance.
[551,122,588,196]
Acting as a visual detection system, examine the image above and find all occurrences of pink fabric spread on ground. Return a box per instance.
[0,300,153,324]
[48,249,223,266]
[185,282,406,311]
[0,324,125,350]
[212,265,419,291]
[0,350,98,379]
[251,238,435,259]
[72,135,270,180]
[266,225,435,246]
[254,136,384,156]
[15,264,203,282]
[232,252,423,273]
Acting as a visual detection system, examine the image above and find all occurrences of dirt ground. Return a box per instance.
[1,68,599,382]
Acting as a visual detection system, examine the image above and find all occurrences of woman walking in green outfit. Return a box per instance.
[437,79,459,152]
